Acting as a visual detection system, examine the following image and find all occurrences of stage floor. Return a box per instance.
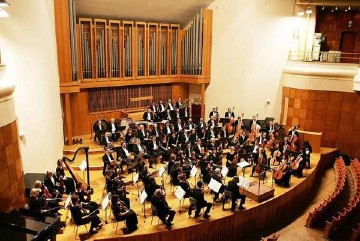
[57,141,336,241]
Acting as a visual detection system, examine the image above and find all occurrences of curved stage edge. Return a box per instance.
[93,148,337,241]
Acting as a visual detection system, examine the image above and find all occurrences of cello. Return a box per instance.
[273,158,288,182]
[227,117,235,135]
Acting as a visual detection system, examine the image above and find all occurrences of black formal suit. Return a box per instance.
[183,146,193,159]
[209,111,218,119]
[175,101,182,109]
[248,120,261,130]
[167,102,175,112]
[174,123,183,133]
[150,194,176,226]
[227,180,246,210]
[143,112,154,121]
[94,123,105,142]
[207,119,216,128]
[107,122,120,141]
[70,204,101,231]
[102,152,115,176]
[177,132,188,146]
[205,129,216,141]
[190,188,212,216]
[188,132,197,145]
[225,111,235,119]
[193,144,202,157]
[147,140,161,156]
[180,108,189,121]
[239,135,248,146]
[220,128,228,139]
[132,144,145,155]
[137,130,148,142]
[43,174,64,197]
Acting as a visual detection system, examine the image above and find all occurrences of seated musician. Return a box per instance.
[28,188,60,217]
[151,123,161,140]
[150,189,176,228]
[132,138,146,156]
[177,129,188,148]
[143,108,154,122]
[178,173,192,198]
[207,148,222,166]
[274,157,291,187]
[178,151,192,177]
[56,159,74,194]
[145,177,161,200]
[225,108,235,119]
[207,117,216,129]
[70,194,102,234]
[188,128,198,145]
[227,176,246,211]
[227,155,239,178]
[102,147,116,176]
[175,97,182,109]
[164,109,172,122]
[212,168,224,202]
[167,153,177,175]
[189,181,212,218]
[159,134,170,163]
[270,141,282,165]
[220,125,228,143]
[197,118,206,132]
[250,147,267,177]
[174,119,183,133]
[94,120,105,142]
[111,194,138,232]
[207,138,219,152]
[291,151,306,178]
[147,136,161,160]
[173,108,181,123]
[239,130,248,147]
[194,138,203,157]
[116,142,134,173]
[75,182,98,214]
[137,125,148,143]
[108,118,120,141]
[100,132,114,149]
[169,162,181,186]
[158,100,166,118]
[226,146,236,167]
[183,142,193,160]
[302,141,312,169]
[33,180,60,212]
[164,122,173,136]
[113,184,130,209]
[206,126,217,142]
[125,128,135,145]
[168,131,178,150]
[150,101,158,119]
[43,170,64,198]
[266,120,276,140]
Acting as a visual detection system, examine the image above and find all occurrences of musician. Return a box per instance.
[207,138,219,152]
[291,152,305,178]
[250,147,267,177]
[137,125,148,143]
[56,159,74,194]
[183,142,193,159]
[101,132,114,149]
[206,126,216,141]
[220,125,228,140]
[227,176,246,211]
[198,127,206,141]
[108,118,120,141]
[147,136,161,159]
[145,177,161,200]
[33,180,60,212]
[189,181,212,218]
[28,188,60,217]
[75,182,98,214]
[288,126,299,141]
[169,162,181,186]
[208,107,218,120]
[248,115,261,130]
[43,171,64,198]
[227,155,238,178]
[150,123,161,140]
[274,158,291,187]
[125,128,135,145]
[164,109,172,122]
[178,173,192,198]
[116,142,133,173]
[257,131,267,147]
[194,139,203,157]
[102,147,115,176]
[266,120,276,138]
[174,119,183,133]
[168,132,178,150]
[150,101,158,118]
[132,138,145,156]
[159,134,170,163]
[164,122,173,136]
[197,118,206,132]
[143,108,154,122]
[94,120,105,142]
[188,129,198,145]
[226,146,236,167]
[207,117,217,128]
[167,98,175,113]
[234,116,244,130]
[211,168,224,202]
[150,189,176,228]
[302,141,312,169]
[70,194,102,234]
[207,148,222,166]
[225,108,235,119]
[158,100,166,118]
[185,118,195,131]
[175,97,183,109]
[168,153,177,175]
[111,194,138,232]
[180,106,189,121]
[239,130,248,146]
[173,108,181,123]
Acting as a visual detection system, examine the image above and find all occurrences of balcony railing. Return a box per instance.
[288,50,360,64]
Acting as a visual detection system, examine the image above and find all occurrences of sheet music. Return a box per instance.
[238,176,251,189]
[79,160,87,172]
[140,189,148,204]
[237,161,251,168]
[175,186,186,200]
[158,166,165,177]
[133,172,139,185]
[101,193,111,211]
[64,194,71,209]
[208,178,222,193]
[190,165,198,177]
[221,166,229,177]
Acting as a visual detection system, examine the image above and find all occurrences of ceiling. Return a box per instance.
[296,0,360,7]
[75,0,215,27]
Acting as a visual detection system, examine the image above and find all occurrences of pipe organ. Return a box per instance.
[75,9,211,82]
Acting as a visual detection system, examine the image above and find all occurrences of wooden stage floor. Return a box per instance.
[58,138,337,241]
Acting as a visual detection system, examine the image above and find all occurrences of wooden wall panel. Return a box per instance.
[282,87,360,157]
[172,83,189,101]
[0,120,25,212]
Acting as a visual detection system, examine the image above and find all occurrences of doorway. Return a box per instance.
[339,31,357,63]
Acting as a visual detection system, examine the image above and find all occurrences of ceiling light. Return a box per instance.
[297,10,305,16]
[306,7,312,14]
[0,7,9,17]
[0,0,9,7]
[321,6,325,11]
[348,6,351,11]
[335,6,338,11]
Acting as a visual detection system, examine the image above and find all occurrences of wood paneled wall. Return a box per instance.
[316,9,360,52]
[93,150,337,241]
[0,120,25,212]
[281,87,360,157]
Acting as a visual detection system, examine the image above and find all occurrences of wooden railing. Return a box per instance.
[305,157,346,227]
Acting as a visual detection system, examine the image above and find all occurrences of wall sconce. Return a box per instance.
[349,20,353,28]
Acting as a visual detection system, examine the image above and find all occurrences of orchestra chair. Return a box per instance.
[188,197,206,219]
[111,208,126,234]
[150,204,161,229]
[71,217,89,240]
[222,189,233,210]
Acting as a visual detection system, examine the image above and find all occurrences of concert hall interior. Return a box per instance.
[1,0,360,241]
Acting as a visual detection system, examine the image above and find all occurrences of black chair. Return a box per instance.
[150,204,161,229]
[222,189,233,210]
